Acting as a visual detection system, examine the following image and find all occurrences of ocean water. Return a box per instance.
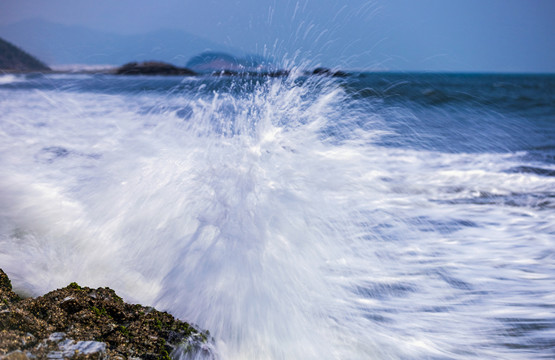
[0,71,554,359]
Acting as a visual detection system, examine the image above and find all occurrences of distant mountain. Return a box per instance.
[0,36,50,71]
[186,51,274,73]
[0,19,243,66]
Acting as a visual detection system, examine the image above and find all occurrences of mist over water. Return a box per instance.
[1,73,554,359]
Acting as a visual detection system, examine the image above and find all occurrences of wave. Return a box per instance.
[1,74,554,359]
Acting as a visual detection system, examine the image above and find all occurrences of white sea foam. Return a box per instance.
[0,75,553,359]
[50,64,117,72]
[0,74,24,85]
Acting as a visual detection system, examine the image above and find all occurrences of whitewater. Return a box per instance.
[0,72,554,359]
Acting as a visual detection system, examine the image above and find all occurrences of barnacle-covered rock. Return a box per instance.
[0,269,215,359]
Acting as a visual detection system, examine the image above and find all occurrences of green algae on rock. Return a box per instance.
[0,269,214,359]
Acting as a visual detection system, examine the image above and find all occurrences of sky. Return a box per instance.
[1,0,554,72]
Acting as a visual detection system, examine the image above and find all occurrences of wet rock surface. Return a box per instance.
[0,269,213,359]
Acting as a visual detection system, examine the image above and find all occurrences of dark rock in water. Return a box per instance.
[310,67,348,77]
[115,61,196,76]
[211,69,239,77]
[209,69,291,78]
[311,67,331,75]
[265,70,290,77]
[0,269,213,359]
[0,37,50,72]
[507,165,555,177]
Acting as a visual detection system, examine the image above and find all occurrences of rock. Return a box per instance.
[115,61,197,76]
[2,350,28,360]
[0,270,20,307]
[209,69,291,78]
[310,67,348,77]
[0,269,213,359]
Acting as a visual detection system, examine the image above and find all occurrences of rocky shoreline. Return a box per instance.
[0,269,214,360]
[1,36,349,79]
[112,61,347,77]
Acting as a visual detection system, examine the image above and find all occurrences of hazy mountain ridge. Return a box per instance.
[0,19,245,66]
[186,52,274,72]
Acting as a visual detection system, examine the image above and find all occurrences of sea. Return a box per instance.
[0,71,554,359]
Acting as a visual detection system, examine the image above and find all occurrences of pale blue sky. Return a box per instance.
[1,0,554,72]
